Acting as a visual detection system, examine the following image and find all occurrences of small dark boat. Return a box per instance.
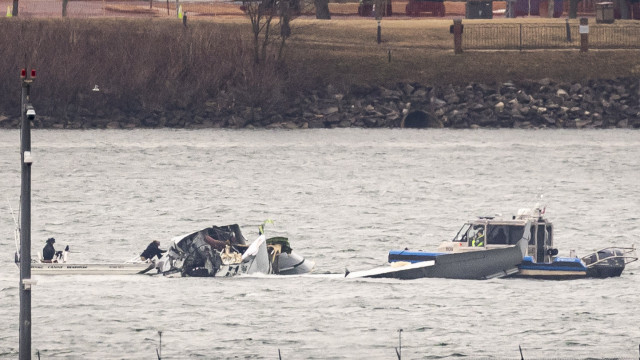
[390,206,637,280]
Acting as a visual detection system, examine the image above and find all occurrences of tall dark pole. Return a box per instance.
[19,69,34,360]
[453,19,463,54]
[12,0,18,15]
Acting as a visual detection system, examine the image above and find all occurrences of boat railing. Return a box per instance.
[581,245,638,268]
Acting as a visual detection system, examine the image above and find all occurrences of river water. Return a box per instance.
[0,129,639,359]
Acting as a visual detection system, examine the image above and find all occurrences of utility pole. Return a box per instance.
[19,68,37,360]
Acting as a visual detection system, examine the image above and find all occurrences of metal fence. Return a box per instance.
[463,22,640,50]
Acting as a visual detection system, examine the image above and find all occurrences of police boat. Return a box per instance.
[388,206,638,280]
[154,223,315,277]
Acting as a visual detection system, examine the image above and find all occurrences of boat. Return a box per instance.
[388,206,638,280]
[30,260,155,275]
[24,247,155,275]
[345,223,529,280]
[13,223,155,276]
[154,223,315,277]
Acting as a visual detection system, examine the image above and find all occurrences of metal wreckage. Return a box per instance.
[154,222,315,277]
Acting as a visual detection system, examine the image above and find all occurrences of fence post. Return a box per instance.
[519,23,522,51]
[453,18,463,54]
[579,17,588,52]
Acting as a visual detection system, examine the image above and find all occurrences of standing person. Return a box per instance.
[42,237,56,262]
[140,240,166,261]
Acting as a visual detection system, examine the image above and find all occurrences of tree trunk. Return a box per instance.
[569,0,578,18]
[618,0,630,19]
[314,0,331,19]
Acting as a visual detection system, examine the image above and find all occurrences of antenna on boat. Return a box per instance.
[395,328,403,360]
[156,331,162,360]
[519,344,524,360]
[7,197,20,262]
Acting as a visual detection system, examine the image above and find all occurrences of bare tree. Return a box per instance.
[242,0,296,64]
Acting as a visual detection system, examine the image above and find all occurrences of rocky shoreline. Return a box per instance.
[1,77,639,130]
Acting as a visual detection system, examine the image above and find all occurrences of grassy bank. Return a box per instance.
[287,18,640,86]
[1,17,639,122]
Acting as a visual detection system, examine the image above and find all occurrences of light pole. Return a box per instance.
[19,68,36,360]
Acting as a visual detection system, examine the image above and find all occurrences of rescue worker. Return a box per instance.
[472,227,485,247]
[42,237,56,262]
[140,240,166,261]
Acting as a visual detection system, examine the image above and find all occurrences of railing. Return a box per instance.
[462,22,640,50]
[581,245,638,268]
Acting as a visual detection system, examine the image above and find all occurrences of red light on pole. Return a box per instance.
[30,69,36,79]
[20,69,26,79]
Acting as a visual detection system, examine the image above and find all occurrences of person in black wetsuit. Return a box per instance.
[42,237,56,262]
[140,240,166,261]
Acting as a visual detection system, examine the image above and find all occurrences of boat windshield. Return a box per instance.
[452,223,484,244]
[452,223,472,242]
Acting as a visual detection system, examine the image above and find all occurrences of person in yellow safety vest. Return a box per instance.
[472,227,485,247]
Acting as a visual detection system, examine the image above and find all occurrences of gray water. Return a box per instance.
[1,129,639,359]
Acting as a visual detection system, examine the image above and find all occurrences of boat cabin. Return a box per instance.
[449,209,556,263]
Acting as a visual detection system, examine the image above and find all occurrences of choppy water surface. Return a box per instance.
[0,129,639,359]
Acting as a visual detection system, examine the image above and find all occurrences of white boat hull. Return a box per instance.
[31,262,154,275]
